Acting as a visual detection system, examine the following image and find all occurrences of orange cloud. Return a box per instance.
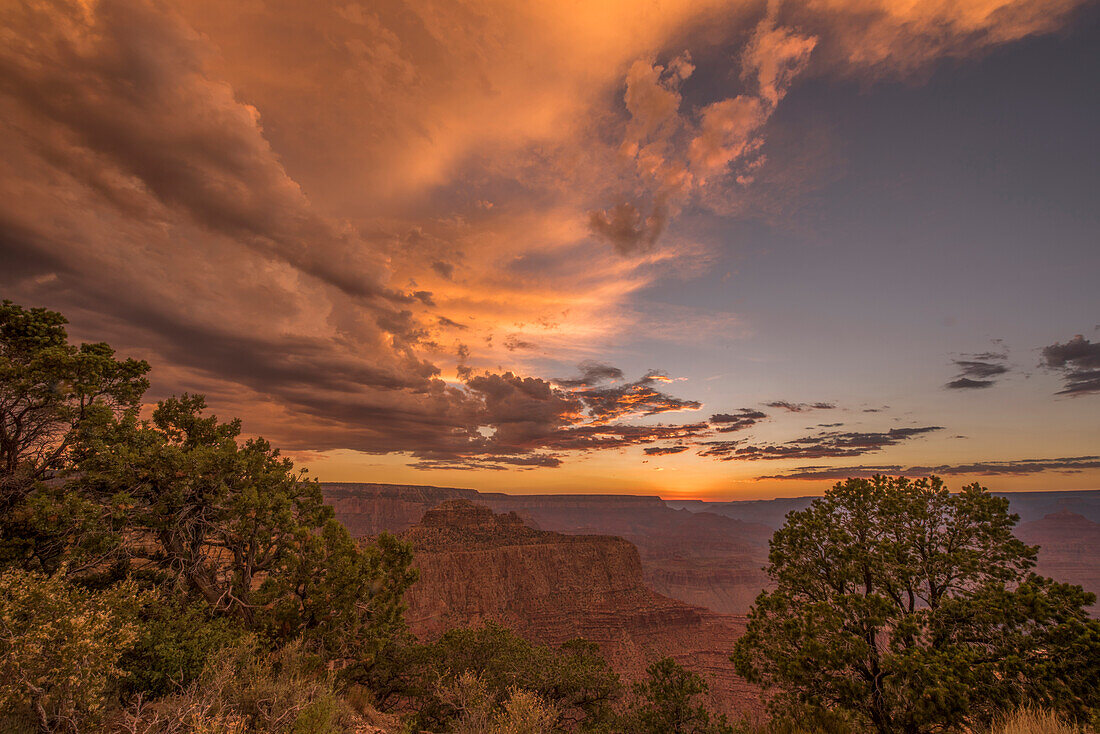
[0,0,1090,475]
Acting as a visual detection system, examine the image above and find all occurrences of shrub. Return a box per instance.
[113,638,357,734]
[0,567,145,732]
[440,673,559,734]
[621,658,733,734]
[405,623,620,732]
[119,595,244,699]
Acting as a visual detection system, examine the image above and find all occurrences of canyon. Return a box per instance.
[396,499,760,716]
[322,482,1100,721]
[325,483,1100,618]
[323,483,774,615]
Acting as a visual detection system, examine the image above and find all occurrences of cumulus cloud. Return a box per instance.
[0,0,1089,478]
[759,456,1100,480]
[1041,335,1100,395]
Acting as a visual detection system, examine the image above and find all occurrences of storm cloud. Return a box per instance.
[0,0,1091,482]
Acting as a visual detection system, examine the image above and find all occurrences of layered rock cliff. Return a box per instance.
[324,483,775,614]
[397,500,761,716]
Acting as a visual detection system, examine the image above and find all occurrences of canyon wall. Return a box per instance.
[325,484,1100,618]
[397,500,761,717]
[324,483,774,614]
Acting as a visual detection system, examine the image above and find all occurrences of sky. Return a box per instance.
[1,0,1098,500]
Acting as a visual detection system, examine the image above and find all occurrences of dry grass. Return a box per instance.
[989,709,1089,734]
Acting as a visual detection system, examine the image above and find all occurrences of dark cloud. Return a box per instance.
[430,260,455,279]
[438,316,468,330]
[644,445,691,456]
[756,465,904,480]
[697,440,745,459]
[503,335,537,351]
[945,351,1009,390]
[946,377,996,389]
[573,372,702,422]
[759,456,1100,480]
[554,361,625,388]
[764,400,836,412]
[410,454,564,472]
[710,408,768,432]
[700,426,941,461]
[539,422,709,452]
[0,0,406,303]
[1041,335,1100,396]
[587,200,668,255]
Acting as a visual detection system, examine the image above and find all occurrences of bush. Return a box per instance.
[440,672,558,734]
[405,623,620,732]
[0,567,145,732]
[119,595,244,699]
[621,658,733,734]
[113,638,357,734]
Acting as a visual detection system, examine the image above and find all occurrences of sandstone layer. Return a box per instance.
[324,483,774,614]
[396,500,761,717]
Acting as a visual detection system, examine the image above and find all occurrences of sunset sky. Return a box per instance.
[2,0,1098,499]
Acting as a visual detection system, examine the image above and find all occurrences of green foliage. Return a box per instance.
[120,594,245,699]
[621,658,733,734]
[115,637,358,733]
[732,476,1100,734]
[0,300,149,574]
[0,567,146,732]
[73,394,418,671]
[440,673,559,734]
[405,622,621,732]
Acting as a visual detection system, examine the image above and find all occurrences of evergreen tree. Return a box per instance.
[732,476,1100,733]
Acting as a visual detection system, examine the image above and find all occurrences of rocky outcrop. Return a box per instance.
[397,500,761,717]
[323,483,477,536]
[324,483,776,614]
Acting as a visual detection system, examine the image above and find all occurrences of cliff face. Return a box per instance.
[397,500,761,717]
[324,483,775,614]
[323,483,477,536]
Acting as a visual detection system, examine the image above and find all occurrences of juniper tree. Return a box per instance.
[732,476,1100,733]
[72,394,417,666]
[0,300,149,573]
